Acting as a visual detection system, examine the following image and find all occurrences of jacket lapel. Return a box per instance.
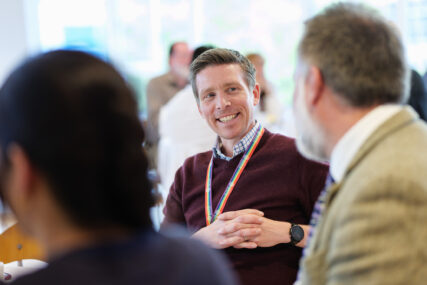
[342,107,418,184]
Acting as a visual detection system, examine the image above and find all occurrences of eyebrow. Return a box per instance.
[199,81,242,95]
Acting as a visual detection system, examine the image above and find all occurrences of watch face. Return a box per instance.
[291,225,304,242]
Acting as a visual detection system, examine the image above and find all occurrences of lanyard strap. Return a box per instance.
[205,126,265,225]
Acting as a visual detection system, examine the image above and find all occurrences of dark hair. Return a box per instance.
[0,50,154,230]
[407,69,427,121]
[190,48,256,102]
[191,45,215,63]
[298,3,409,107]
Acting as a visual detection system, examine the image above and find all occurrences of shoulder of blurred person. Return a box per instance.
[145,72,186,144]
[7,228,237,285]
[146,71,183,100]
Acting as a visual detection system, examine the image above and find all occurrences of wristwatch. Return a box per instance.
[289,223,304,246]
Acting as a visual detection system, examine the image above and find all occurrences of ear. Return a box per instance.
[252,83,260,106]
[197,101,204,117]
[7,144,37,200]
[305,66,324,109]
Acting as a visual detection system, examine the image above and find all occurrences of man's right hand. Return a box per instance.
[192,209,264,249]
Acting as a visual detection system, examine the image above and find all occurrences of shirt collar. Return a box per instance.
[213,121,261,161]
[330,104,402,182]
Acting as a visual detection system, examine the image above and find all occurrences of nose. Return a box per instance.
[215,92,231,110]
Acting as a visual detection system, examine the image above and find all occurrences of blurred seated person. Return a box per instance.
[246,53,294,136]
[145,42,192,168]
[158,45,217,194]
[407,69,427,121]
[0,50,236,285]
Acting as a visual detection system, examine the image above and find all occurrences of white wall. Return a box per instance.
[0,0,28,85]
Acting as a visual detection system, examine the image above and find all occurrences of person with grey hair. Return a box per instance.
[162,48,328,285]
[293,3,427,284]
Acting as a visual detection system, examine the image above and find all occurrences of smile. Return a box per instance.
[218,113,238,123]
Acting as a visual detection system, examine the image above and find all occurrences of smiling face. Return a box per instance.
[196,64,260,152]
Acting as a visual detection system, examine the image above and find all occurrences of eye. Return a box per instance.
[203,92,215,100]
[228,87,237,92]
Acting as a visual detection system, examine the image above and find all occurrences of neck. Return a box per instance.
[323,104,377,158]
[220,121,256,157]
[220,141,234,157]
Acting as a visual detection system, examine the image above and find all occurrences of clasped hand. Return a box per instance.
[192,209,289,249]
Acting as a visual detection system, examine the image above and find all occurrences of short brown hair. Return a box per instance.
[190,48,256,102]
[298,3,409,107]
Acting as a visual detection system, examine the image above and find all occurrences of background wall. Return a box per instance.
[1,0,426,110]
[0,0,28,85]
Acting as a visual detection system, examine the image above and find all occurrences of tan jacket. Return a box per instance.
[298,107,427,285]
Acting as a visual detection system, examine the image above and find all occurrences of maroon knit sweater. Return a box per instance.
[163,130,328,285]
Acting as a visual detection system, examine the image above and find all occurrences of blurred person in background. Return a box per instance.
[157,45,217,196]
[145,41,192,168]
[293,3,427,284]
[407,69,427,121]
[0,50,236,285]
[246,53,289,135]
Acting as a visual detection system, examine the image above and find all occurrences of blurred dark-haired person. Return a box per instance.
[0,50,236,285]
[293,3,427,284]
[407,69,427,121]
[162,48,328,285]
[145,41,192,168]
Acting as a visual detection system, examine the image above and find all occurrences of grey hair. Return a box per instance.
[298,2,409,107]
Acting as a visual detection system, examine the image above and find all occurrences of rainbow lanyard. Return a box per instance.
[205,125,265,225]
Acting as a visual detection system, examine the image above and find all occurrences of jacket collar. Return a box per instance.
[326,106,419,205]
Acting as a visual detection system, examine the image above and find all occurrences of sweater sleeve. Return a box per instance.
[161,166,186,228]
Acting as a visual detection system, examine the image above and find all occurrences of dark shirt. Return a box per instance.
[4,229,237,285]
[408,69,427,121]
[164,130,328,285]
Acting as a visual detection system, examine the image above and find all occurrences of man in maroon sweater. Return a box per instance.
[162,48,328,285]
